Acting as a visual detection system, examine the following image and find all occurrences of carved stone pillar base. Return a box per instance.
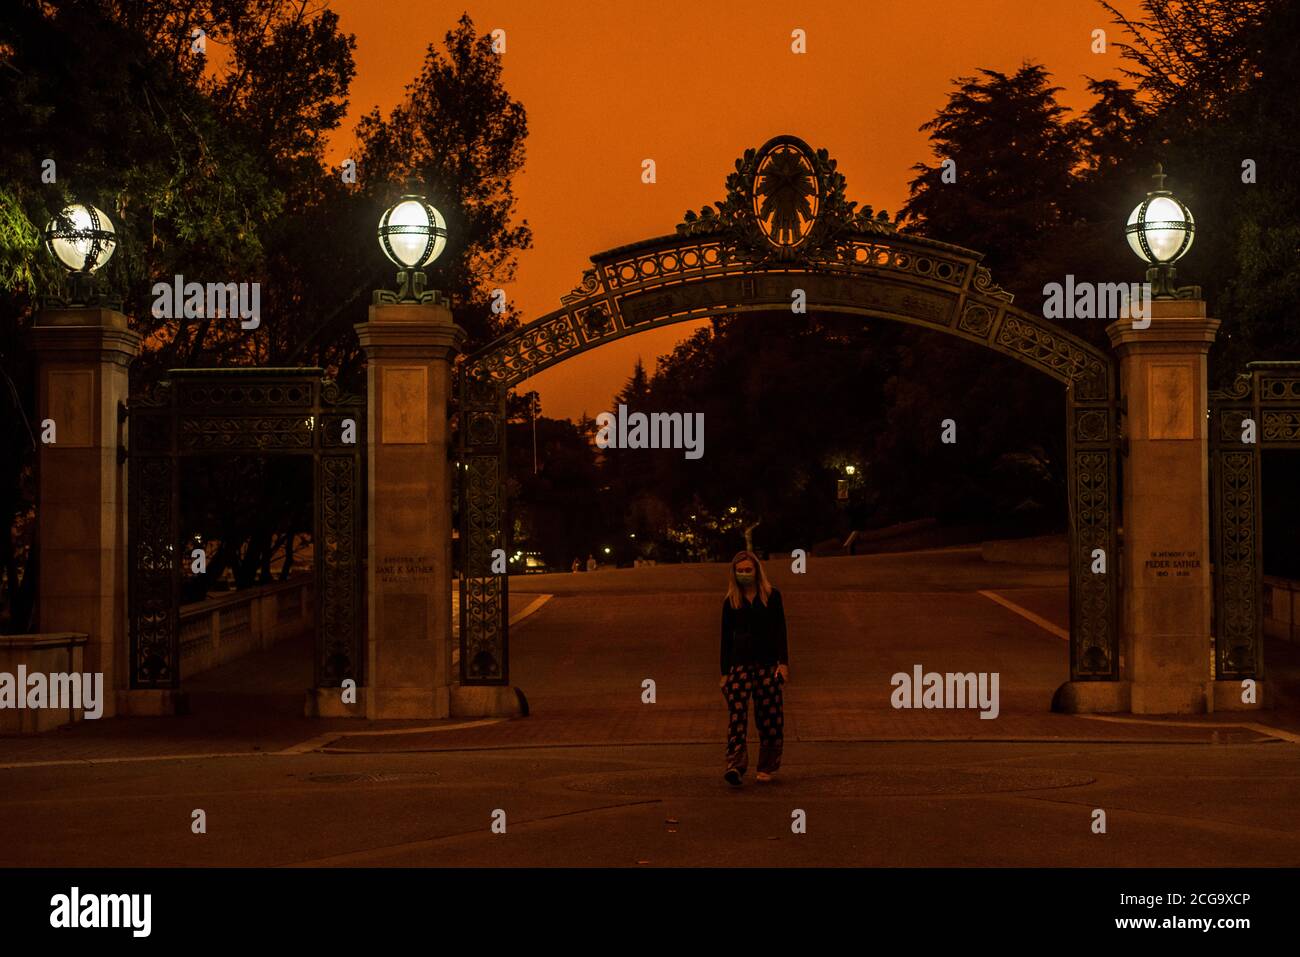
[1052,680,1130,714]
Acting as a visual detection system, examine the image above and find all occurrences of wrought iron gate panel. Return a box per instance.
[457,372,508,684]
[316,452,362,686]
[456,133,1121,687]
[1205,362,1300,680]
[127,450,178,687]
[1068,395,1120,678]
[127,368,364,690]
[1213,448,1260,678]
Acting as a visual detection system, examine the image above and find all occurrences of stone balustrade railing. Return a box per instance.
[180,578,314,677]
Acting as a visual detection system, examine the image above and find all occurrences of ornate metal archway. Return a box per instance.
[1207,361,1300,681]
[126,368,365,690]
[458,134,1120,687]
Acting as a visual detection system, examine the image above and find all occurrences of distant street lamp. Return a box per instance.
[1126,164,1196,298]
[376,193,448,303]
[43,203,117,305]
[844,464,856,476]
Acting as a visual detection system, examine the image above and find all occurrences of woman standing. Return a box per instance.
[719,550,789,786]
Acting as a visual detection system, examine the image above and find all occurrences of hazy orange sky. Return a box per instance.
[328,0,1140,420]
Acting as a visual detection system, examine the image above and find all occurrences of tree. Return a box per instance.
[0,0,314,627]
[356,14,531,347]
[615,358,651,409]
[902,63,1082,297]
[0,4,533,626]
[1103,0,1300,379]
[1103,0,1271,123]
[896,64,1093,507]
[505,406,606,570]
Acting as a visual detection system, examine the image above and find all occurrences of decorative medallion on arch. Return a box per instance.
[752,136,820,249]
[677,133,898,263]
[456,134,1121,688]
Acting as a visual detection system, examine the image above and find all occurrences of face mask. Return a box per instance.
[735,572,755,586]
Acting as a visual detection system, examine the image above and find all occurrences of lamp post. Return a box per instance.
[30,202,140,720]
[1125,164,1196,298]
[375,193,448,304]
[1068,162,1222,716]
[42,203,119,306]
[837,463,855,503]
[352,188,506,719]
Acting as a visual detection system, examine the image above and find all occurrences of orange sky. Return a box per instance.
[328,0,1140,420]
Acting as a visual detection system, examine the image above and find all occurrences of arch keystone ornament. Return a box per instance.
[752,137,820,249]
[458,134,1123,705]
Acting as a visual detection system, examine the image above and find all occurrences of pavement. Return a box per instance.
[2,547,1299,866]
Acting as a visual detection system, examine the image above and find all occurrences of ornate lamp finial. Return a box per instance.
[1151,162,1167,192]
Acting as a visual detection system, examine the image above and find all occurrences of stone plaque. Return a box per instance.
[46,370,95,448]
[1144,548,1201,580]
[381,366,427,444]
[377,553,435,585]
[1147,363,1194,439]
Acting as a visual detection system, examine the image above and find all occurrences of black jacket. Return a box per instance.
[720,587,788,673]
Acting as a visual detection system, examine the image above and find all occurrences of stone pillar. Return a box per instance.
[1108,299,1219,713]
[354,301,465,719]
[30,307,140,719]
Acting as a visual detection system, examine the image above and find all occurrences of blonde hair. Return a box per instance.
[725,550,773,610]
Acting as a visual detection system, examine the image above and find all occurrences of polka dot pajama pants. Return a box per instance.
[722,663,784,775]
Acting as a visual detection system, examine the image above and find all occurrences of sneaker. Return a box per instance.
[756,771,773,782]
[724,769,743,787]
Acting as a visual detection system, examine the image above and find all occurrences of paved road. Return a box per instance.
[2,741,1298,867]
[1,548,1297,867]
[367,548,1288,747]
[511,548,1070,726]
